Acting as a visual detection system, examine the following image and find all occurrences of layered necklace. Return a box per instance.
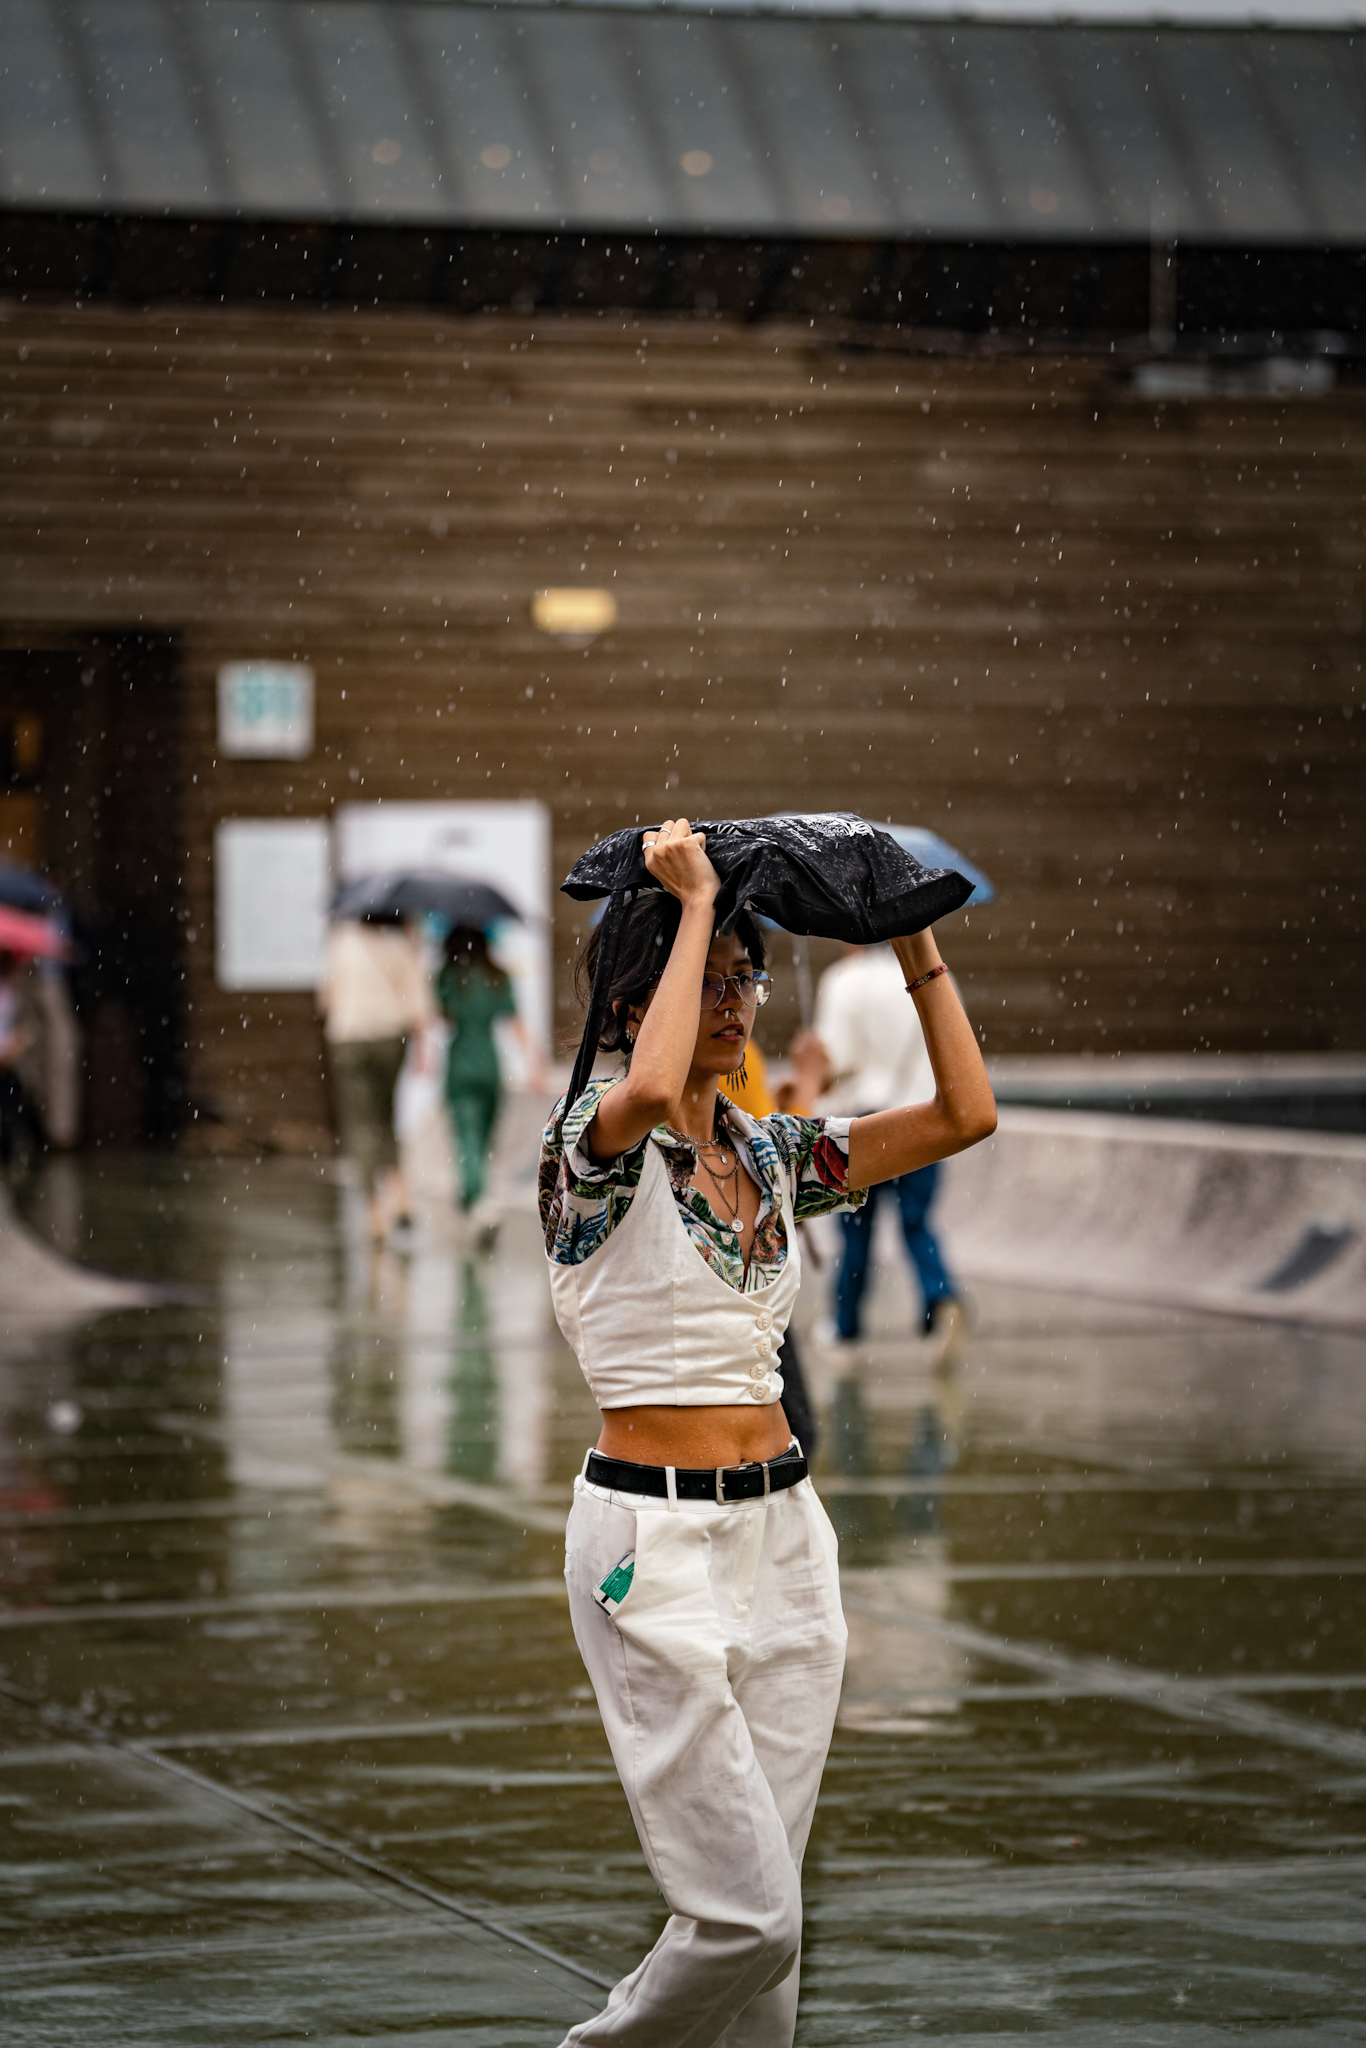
[689,1120,745,1233]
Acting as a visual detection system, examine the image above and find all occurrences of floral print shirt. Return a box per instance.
[539,1077,866,1294]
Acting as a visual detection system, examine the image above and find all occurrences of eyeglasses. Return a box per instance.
[700,971,771,1011]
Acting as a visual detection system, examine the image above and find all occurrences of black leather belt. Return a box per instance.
[585,1444,807,1504]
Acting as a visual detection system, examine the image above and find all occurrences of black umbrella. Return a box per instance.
[561,812,973,1106]
[331,870,522,927]
[0,860,65,916]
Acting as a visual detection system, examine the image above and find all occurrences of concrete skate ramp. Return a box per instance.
[938,1108,1366,1332]
[0,1188,155,1330]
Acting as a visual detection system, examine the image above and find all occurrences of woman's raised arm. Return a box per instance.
[584,819,720,1161]
[845,928,997,1189]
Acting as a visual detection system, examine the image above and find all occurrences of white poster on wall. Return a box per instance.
[215,818,331,990]
[333,800,552,1068]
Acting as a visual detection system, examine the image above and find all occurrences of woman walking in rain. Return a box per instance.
[437,924,545,1238]
[318,910,432,1247]
[540,816,996,2048]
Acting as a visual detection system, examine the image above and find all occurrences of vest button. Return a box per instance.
[754,1335,772,1359]
[749,1380,769,1400]
[755,1310,773,1331]
[749,1360,768,1380]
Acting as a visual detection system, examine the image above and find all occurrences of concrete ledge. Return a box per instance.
[939,1107,1366,1332]
[986,1052,1366,1134]
[0,1187,156,1331]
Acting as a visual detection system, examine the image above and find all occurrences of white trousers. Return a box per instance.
[559,1468,847,2048]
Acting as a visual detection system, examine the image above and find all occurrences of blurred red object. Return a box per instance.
[0,903,65,957]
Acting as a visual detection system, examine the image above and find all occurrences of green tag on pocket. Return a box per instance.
[593,1551,635,1615]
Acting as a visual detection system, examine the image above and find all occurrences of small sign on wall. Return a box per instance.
[218,662,314,758]
[216,818,330,990]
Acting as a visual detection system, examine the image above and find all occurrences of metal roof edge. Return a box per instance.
[388,0,1366,27]
[6,205,1366,248]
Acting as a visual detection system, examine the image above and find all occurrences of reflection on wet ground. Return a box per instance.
[3,1150,1365,2042]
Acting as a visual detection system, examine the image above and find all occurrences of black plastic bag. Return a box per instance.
[561,812,973,1107]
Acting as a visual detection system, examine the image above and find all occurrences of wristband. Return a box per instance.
[906,963,947,993]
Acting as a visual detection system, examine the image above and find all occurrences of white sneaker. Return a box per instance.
[929,1298,967,1370]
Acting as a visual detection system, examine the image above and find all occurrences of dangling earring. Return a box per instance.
[735,1056,749,1092]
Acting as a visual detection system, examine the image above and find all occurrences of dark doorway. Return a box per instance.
[0,634,186,1147]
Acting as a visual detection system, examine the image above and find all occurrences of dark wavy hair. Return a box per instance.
[443,924,493,970]
[574,890,768,1057]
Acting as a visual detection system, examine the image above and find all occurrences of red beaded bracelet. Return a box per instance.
[906,963,948,993]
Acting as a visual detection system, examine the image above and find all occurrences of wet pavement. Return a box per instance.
[3,1147,1365,2043]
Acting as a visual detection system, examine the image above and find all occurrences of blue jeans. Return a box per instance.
[835,1163,955,1338]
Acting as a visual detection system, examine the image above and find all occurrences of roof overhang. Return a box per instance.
[2,1,1364,245]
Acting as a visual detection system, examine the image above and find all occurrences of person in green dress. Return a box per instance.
[436,925,544,1219]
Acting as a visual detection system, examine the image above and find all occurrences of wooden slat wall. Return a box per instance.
[1,300,1361,1138]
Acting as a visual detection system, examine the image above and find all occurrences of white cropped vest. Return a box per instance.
[547,1130,801,1410]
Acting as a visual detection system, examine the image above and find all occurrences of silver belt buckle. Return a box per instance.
[715,1464,727,1505]
[762,1458,771,1498]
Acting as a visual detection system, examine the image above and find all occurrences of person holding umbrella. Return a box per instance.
[437,923,547,1240]
[317,908,434,1247]
[326,870,539,1245]
[0,904,66,1173]
[0,948,37,1172]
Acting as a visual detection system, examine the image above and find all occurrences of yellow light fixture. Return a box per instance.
[680,150,713,177]
[532,588,618,637]
[481,143,512,170]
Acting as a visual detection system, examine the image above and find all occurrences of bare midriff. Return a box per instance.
[597,1402,794,1469]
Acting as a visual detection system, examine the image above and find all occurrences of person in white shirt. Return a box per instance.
[812,942,963,1352]
[317,913,434,1244]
